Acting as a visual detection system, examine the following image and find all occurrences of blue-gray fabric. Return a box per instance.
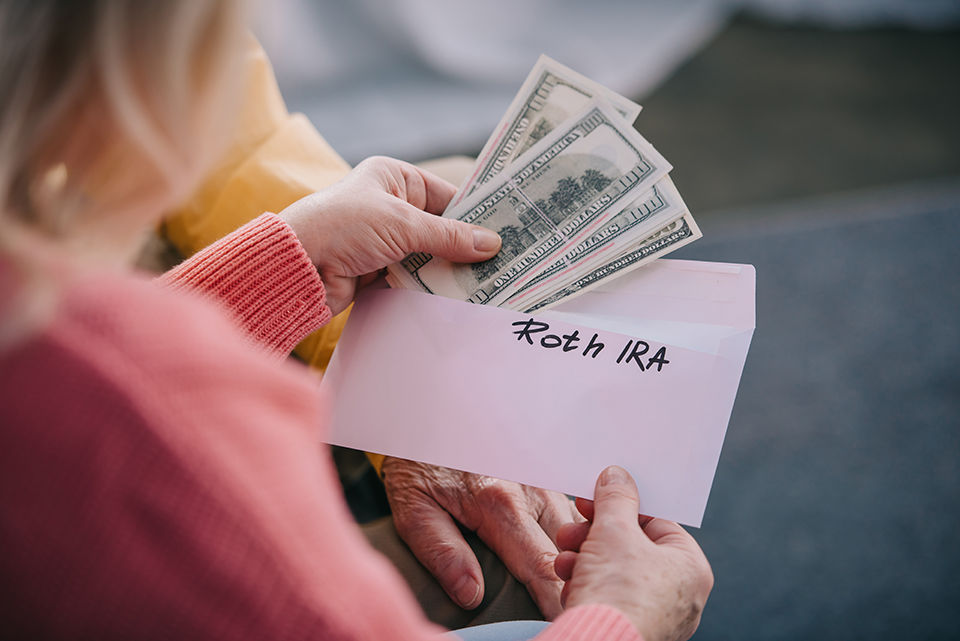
[448,620,551,641]
[669,183,960,640]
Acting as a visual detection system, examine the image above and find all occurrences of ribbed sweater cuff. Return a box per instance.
[157,213,332,357]
[535,604,643,641]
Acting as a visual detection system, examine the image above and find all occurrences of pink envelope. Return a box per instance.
[321,259,755,527]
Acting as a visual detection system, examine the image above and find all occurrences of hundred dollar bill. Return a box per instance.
[449,55,642,209]
[498,176,687,310]
[386,100,671,306]
[518,212,702,314]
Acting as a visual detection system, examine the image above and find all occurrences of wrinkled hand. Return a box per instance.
[278,156,501,316]
[554,467,713,641]
[381,457,583,619]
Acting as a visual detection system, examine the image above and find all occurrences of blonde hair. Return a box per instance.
[0,0,247,346]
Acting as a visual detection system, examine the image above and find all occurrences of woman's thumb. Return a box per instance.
[413,213,501,264]
[591,466,642,528]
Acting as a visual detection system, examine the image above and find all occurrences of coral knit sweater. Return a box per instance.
[0,214,641,641]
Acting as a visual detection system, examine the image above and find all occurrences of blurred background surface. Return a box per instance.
[255,2,960,639]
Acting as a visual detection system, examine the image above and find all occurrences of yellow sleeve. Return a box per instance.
[160,36,353,371]
[366,453,386,477]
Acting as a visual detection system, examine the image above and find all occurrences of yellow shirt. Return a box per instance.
[161,39,391,476]
[161,38,352,375]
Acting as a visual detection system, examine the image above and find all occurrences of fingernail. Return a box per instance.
[472,228,501,253]
[454,575,481,608]
[600,466,629,486]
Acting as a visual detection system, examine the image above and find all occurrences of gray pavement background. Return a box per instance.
[636,17,960,641]
[632,17,960,217]
[671,182,960,641]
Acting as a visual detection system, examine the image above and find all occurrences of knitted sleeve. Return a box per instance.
[156,213,331,359]
[534,605,643,641]
[160,36,351,373]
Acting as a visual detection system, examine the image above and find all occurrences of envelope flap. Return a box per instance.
[546,259,756,330]
[537,312,750,355]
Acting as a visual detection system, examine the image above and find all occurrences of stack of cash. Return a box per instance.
[386,55,700,313]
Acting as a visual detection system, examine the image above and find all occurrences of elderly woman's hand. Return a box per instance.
[555,467,714,641]
[381,457,584,619]
[279,156,501,316]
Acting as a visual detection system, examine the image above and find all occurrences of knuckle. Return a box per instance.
[402,168,427,206]
[427,540,464,574]
[363,155,388,168]
[599,484,637,505]
[528,549,560,583]
[433,218,471,254]
[390,502,426,537]
[355,156,383,176]
[474,480,523,514]
[383,484,433,531]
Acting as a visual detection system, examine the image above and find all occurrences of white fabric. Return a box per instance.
[253,0,960,165]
